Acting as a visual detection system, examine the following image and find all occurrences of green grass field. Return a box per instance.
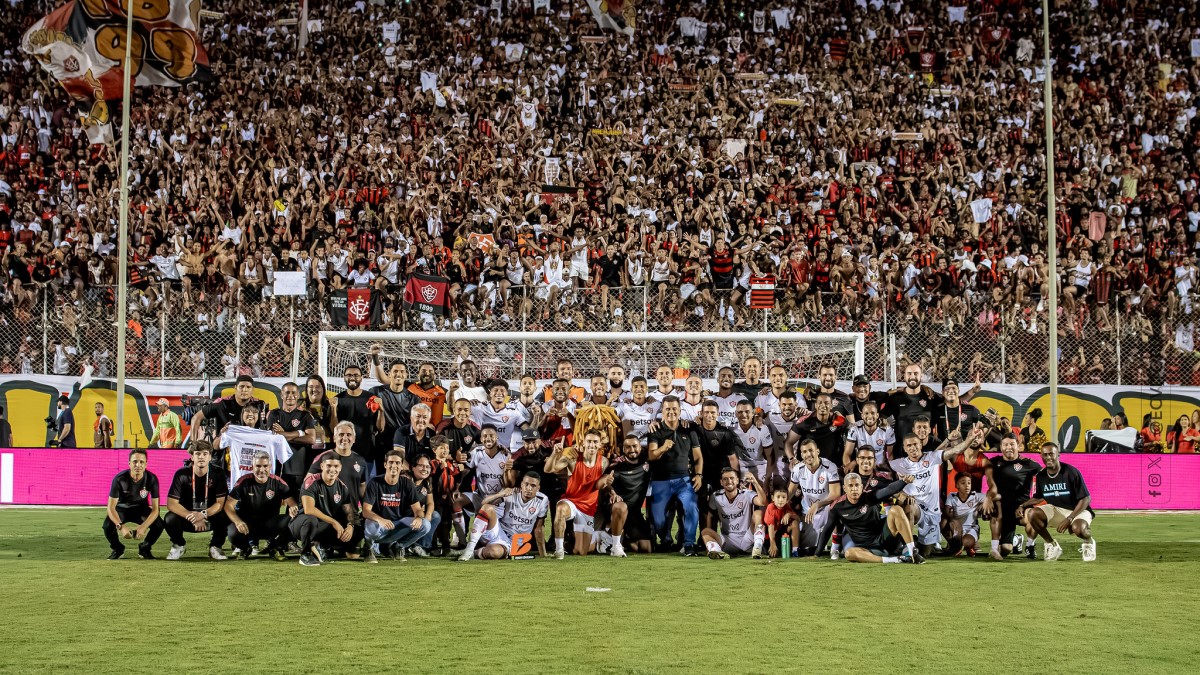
[1,509,1197,674]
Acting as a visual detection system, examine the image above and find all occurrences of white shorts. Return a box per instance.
[714,530,752,554]
[680,283,696,300]
[742,461,768,484]
[570,260,589,280]
[478,523,512,554]
[917,505,941,545]
[1037,504,1094,529]
[559,499,595,534]
[947,517,980,542]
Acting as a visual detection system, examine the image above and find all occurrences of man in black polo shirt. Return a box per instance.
[802,364,850,410]
[266,382,317,501]
[692,399,745,516]
[362,450,430,562]
[291,454,363,566]
[308,421,368,509]
[1020,442,1096,562]
[842,375,890,422]
[103,449,164,560]
[392,402,436,468]
[786,393,848,466]
[190,375,263,445]
[732,356,767,401]
[645,396,703,556]
[990,435,1041,559]
[886,364,942,440]
[224,450,297,560]
[932,378,982,440]
[164,441,230,561]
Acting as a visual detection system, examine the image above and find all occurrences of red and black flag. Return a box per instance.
[402,273,449,316]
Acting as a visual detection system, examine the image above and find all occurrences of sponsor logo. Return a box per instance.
[265,490,275,499]
[510,532,534,558]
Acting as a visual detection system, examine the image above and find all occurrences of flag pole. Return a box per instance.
[1042,0,1059,444]
[115,0,136,448]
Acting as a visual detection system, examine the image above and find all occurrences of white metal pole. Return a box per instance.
[1042,0,1059,444]
[115,0,136,448]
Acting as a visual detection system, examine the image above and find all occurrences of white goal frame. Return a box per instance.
[319,331,865,383]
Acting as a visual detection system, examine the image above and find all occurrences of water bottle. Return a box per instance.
[781,534,791,559]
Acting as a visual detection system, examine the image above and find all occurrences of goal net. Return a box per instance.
[318,331,865,390]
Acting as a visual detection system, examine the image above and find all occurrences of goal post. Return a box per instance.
[318,331,865,389]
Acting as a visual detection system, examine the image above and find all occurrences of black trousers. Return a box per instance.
[282,474,308,504]
[227,513,292,552]
[103,507,165,552]
[288,514,363,553]
[164,511,229,548]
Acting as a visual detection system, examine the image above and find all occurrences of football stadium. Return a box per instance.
[2,0,1199,672]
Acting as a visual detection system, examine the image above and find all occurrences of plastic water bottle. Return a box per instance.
[781,534,791,559]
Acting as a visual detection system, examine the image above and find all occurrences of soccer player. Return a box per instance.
[308,421,369,509]
[149,398,183,448]
[933,378,982,440]
[331,365,385,466]
[457,425,510,514]
[677,374,706,422]
[291,454,363,566]
[1020,442,1097,562]
[224,450,297,560]
[843,402,895,474]
[890,426,976,556]
[788,439,843,556]
[732,356,767,401]
[763,486,801,559]
[646,396,704,555]
[618,376,662,446]
[449,360,489,405]
[700,467,767,559]
[93,402,113,448]
[540,379,577,448]
[265,382,317,501]
[766,390,805,480]
[732,400,773,483]
[942,473,985,556]
[362,450,430,562]
[647,364,681,403]
[712,367,749,428]
[786,393,847,466]
[164,441,230,561]
[886,364,942,440]
[990,435,1041,558]
[472,379,539,452]
[541,359,587,404]
[546,431,609,558]
[601,436,654,553]
[816,473,923,564]
[458,471,550,560]
[755,364,799,416]
[405,362,448,427]
[104,449,164,560]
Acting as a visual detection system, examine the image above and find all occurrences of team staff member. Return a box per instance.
[104,449,165,560]
[265,382,317,500]
[932,378,982,440]
[842,375,889,422]
[802,364,850,410]
[362,450,431,562]
[990,435,1041,558]
[53,395,76,448]
[406,362,448,427]
[164,441,230,561]
[308,421,369,508]
[435,398,482,457]
[786,393,848,466]
[331,365,385,469]
[370,352,421,465]
[1020,442,1097,562]
[601,437,654,554]
[886,364,942,440]
[190,375,262,443]
[149,398,183,448]
[93,403,113,448]
[393,403,437,468]
[646,396,704,556]
[292,454,363,566]
[224,450,297,560]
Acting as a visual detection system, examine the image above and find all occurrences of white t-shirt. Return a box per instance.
[944,491,985,531]
[497,491,550,536]
[467,446,510,497]
[891,450,945,511]
[218,425,294,487]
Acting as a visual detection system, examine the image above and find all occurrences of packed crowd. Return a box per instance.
[3,0,1200,385]
[99,356,1098,564]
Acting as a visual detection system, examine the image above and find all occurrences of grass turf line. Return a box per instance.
[1,510,1197,674]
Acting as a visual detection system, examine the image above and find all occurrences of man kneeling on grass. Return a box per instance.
[815,473,924,564]
[1019,442,1097,562]
[291,455,363,566]
[458,471,549,560]
[700,467,767,559]
[104,449,165,560]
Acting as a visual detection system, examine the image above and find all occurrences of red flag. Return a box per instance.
[347,287,371,326]
[749,274,776,309]
[402,273,449,315]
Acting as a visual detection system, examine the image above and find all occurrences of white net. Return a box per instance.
[319,331,865,389]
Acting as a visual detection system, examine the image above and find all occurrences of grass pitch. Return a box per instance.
[0,509,1197,674]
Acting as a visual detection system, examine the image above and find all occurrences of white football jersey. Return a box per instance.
[471,401,530,451]
[944,491,984,531]
[713,392,749,428]
[467,446,510,497]
[789,458,841,511]
[891,450,945,510]
[733,423,772,467]
[617,399,661,441]
[497,491,550,536]
[709,488,757,540]
[678,397,703,422]
[845,422,896,465]
[647,386,682,404]
[540,400,577,430]
[755,389,807,416]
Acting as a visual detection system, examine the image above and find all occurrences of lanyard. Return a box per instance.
[192,471,210,510]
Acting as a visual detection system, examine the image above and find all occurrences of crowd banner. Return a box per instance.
[4,375,1200,454]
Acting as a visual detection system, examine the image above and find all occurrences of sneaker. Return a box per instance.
[248,546,266,558]
[458,547,475,562]
[1081,539,1097,562]
[137,546,155,560]
[610,543,627,558]
[366,548,378,564]
[751,546,763,559]
[271,549,287,562]
[388,544,406,561]
[596,537,612,555]
[830,547,840,561]
[106,549,125,560]
[966,548,977,558]
[1012,533,1025,550]
[1044,540,1063,561]
[230,548,243,559]
[1025,544,1037,560]
[554,549,565,560]
[988,548,1004,562]
[410,545,430,559]
[706,548,729,560]
[286,541,303,555]
[682,546,699,557]
[312,544,327,564]
[209,546,228,561]
[166,545,186,561]
[899,550,925,564]
[298,553,320,567]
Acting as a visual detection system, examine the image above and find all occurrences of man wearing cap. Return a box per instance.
[842,375,890,423]
[149,398,183,448]
[189,375,263,444]
[52,394,76,448]
[933,378,982,441]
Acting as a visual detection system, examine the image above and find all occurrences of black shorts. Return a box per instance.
[863,530,904,557]
[998,504,1020,542]
[597,498,651,542]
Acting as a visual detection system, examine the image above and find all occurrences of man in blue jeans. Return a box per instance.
[362,450,431,562]
[646,396,704,556]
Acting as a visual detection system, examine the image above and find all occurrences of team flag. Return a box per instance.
[402,273,449,316]
[21,0,212,144]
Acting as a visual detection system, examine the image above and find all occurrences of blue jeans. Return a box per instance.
[419,510,443,549]
[648,476,698,548]
[364,517,431,549]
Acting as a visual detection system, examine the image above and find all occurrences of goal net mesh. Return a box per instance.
[320,332,864,389]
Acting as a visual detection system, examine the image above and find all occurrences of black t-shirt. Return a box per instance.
[594,253,623,287]
[818,479,907,549]
[435,420,482,458]
[369,384,417,432]
[608,456,651,507]
[301,477,354,524]
[265,407,316,473]
[841,392,890,421]
[392,427,435,467]
[803,387,851,411]
[513,445,561,496]
[1034,463,1094,516]
[692,424,744,486]
[792,415,848,465]
[203,396,263,431]
[859,469,896,499]
[732,381,767,402]
[109,469,160,510]
[363,475,423,521]
[886,387,943,438]
[57,408,76,447]
[228,474,291,519]
[167,467,229,510]
[307,450,368,506]
[990,456,1041,503]
[335,391,378,458]
[646,424,700,481]
[933,402,982,440]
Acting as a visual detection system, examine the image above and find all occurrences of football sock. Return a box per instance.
[705,541,721,553]
[554,537,565,553]
[903,542,915,556]
[882,556,900,564]
[752,526,765,550]
[465,517,487,550]
[990,539,1000,553]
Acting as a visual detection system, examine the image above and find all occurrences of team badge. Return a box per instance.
[829,426,837,432]
[354,463,361,473]
[501,415,510,423]
[266,490,275,499]
[292,419,300,428]
[876,438,884,446]
[527,504,536,514]
[333,493,342,504]
[1015,463,1023,470]
[138,489,148,499]
[919,400,927,407]
[921,460,930,467]
[859,506,868,513]
[818,475,826,484]
[465,436,473,445]
[749,435,757,443]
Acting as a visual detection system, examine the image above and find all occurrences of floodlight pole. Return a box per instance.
[115,0,136,448]
[1042,0,1059,443]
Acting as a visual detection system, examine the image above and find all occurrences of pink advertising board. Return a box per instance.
[0,448,1198,509]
